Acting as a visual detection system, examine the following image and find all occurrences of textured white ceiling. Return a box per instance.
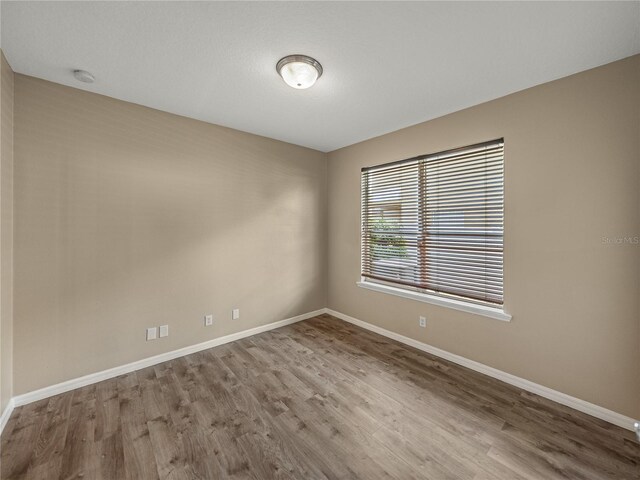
[2,1,639,152]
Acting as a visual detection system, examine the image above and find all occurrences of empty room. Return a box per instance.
[0,1,639,479]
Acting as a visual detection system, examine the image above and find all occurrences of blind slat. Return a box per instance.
[361,139,504,306]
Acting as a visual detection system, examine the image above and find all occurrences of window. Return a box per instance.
[361,139,505,312]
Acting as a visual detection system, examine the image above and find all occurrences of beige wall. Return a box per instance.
[0,51,15,414]
[13,75,327,395]
[327,55,640,418]
[7,54,639,421]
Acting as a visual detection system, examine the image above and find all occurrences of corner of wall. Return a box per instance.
[323,150,330,309]
[0,48,15,418]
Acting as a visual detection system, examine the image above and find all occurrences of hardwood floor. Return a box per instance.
[1,314,638,479]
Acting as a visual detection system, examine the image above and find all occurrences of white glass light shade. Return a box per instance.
[276,55,322,90]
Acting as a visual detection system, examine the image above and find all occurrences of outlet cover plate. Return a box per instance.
[146,327,157,341]
[159,325,169,337]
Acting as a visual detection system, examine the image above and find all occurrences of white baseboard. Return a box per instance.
[11,308,326,409]
[326,308,637,432]
[0,397,15,434]
[5,306,636,435]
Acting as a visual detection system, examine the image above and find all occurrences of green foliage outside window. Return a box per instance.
[369,216,408,259]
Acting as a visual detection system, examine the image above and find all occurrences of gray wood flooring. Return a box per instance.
[1,314,638,479]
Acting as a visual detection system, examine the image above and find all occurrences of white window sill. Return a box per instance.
[356,281,512,322]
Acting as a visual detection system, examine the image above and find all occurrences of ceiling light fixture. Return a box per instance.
[276,55,322,90]
[73,69,95,83]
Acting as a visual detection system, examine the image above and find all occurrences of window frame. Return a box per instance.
[359,139,511,322]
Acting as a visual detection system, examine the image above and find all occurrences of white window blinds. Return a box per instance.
[361,139,504,306]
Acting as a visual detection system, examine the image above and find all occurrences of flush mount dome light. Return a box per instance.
[276,55,322,89]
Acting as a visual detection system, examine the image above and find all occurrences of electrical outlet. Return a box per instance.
[419,316,427,328]
[159,325,169,338]
[204,314,213,326]
[146,327,157,341]
[232,308,240,320]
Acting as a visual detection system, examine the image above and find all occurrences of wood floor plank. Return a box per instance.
[2,314,638,480]
[95,431,125,480]
[1,415,44,479]
[26,394,73,473]
[57,394,96,480]
[147,415,189,480]
[119,386,160,480]
[94,378,121,443]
